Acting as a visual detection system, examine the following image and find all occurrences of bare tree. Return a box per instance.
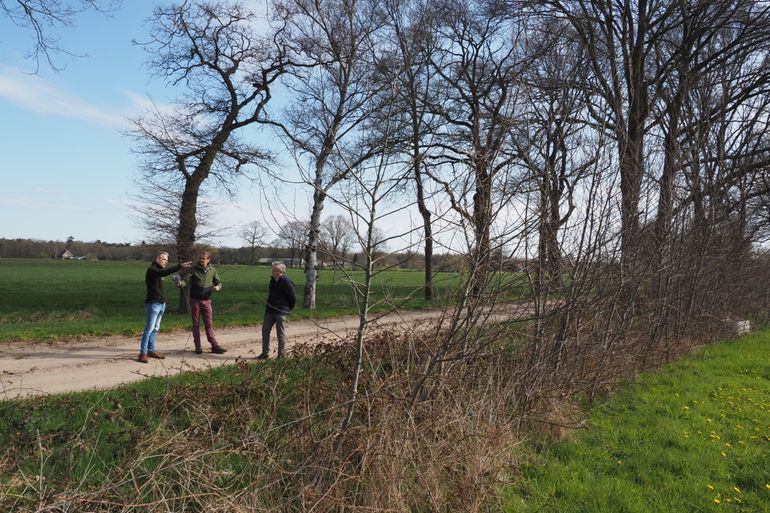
[513,16,601,365]
[330,112,415,433]
[424,0,531,297]
[130,1,289,310]
[271,0,385,309]
[1,0,121,71]
[319,214,356,264]
[529,0,683,278]
[130,174,221,247]
[240,220,267,265]
[276,219,309,268]
[381,0,442,300]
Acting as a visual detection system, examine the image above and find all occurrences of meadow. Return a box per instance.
[503,331,770,513]
[0,258,479,342]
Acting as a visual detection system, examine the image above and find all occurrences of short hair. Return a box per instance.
[272,262,287,273]
[199,251,210,259]
[156,251,169,259]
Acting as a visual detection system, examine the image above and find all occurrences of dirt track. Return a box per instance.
[0,308,479,401]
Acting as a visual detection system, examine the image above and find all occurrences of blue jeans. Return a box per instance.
[140,302,166,354]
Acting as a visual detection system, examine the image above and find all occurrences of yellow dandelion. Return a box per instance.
[734,486,741,494]
[707,484,715,490]
[721,451,727,457]
[765,484,770,489]
[714,498,721,504]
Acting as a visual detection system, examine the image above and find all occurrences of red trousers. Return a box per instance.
[190,298,218,348]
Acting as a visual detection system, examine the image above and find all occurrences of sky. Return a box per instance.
[0,1,305,248]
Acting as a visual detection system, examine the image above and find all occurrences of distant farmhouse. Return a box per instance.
[56,250,87,260]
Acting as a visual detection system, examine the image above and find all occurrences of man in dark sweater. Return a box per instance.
[258,262,296,359]
[138,251,192,363]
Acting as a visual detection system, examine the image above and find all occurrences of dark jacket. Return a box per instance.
[266,274,296,315]
[144,261,182,304]
[181,263,221,300]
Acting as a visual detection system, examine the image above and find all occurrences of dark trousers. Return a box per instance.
[262,311,287,357]
[190,298,218,349]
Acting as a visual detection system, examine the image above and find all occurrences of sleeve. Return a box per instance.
[159,263,182,277]
[286,279,296,310]
[213,268,221,286]
[147,263,180,280]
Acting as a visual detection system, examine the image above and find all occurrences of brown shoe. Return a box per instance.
[138,353,149,363]
[211,345,227,354]
[147,351,165,359]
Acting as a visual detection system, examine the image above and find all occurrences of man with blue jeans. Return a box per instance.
[257,262,296,359]
[138,251,192,363]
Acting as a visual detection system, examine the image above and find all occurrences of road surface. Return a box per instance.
[0,308,473,400]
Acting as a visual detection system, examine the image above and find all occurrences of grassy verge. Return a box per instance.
[503,331,770,513]
[0,355,342,510]
[0,258,532,342]
[1,323,769,510]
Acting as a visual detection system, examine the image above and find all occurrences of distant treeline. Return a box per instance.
[0,237,306,266]
[0,238,471,271]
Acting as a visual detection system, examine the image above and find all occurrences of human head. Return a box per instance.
[271,262,286,279]
[155,251,170,268]
[198,251,211,266]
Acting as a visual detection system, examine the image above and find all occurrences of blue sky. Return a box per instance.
[0,2,278,247]
[0,1,433,255]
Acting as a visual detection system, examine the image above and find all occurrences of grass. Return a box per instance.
[0,356,336,509]
[0,258,530,342]
[503,330,770,513]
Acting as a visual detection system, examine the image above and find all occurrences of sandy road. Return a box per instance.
[0,307,484,401]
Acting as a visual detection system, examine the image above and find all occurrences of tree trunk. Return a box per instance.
[413,154,433,301]
[470,165,492,298]
[304,181,327,309]
[175,146,218,313]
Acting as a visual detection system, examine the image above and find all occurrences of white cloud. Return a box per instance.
[119,89,176,118]
[0,64,130,129]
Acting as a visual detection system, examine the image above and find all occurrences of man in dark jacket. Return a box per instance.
[177,251,227,355]
[258,262,296,359]
[138,251,192,363]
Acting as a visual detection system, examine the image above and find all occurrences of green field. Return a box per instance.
[504,331,770,513]
[0,258,523,342]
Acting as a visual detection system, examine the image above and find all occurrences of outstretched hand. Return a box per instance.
[180,261,193,269]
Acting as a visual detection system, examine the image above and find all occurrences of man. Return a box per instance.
[258,262,296,359]
[176,251,227,355]
[138,251,192,363]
